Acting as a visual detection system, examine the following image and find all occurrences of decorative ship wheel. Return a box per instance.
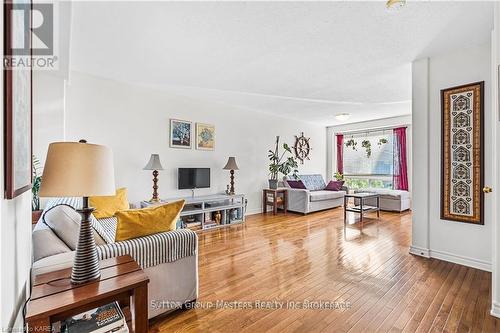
[293,132,311,164]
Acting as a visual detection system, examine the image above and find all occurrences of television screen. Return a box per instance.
[178,168,210,189]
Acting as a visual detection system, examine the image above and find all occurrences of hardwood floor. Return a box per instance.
[150,208,499,332]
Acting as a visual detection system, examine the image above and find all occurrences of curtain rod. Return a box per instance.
[337,124,409,136]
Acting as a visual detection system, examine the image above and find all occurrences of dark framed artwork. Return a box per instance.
[441,81,484,224]
[169,119,192,149]
[4,0,33,199]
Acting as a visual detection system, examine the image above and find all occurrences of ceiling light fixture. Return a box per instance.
[335,113,351,121]
[386,0,406,10]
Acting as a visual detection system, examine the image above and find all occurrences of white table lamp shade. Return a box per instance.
[39,141,116,197]
[143,154,164,170]
[223,157,239,170]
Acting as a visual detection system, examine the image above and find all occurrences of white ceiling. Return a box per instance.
[70,1,493,126]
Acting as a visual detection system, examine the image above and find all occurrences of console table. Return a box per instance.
[26,255,149,333]
[141,194,246,232]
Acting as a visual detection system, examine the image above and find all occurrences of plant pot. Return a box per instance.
[32,210,43,224]
[268,179,278,189]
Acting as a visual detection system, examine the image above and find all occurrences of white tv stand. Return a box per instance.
[141,193,246,232]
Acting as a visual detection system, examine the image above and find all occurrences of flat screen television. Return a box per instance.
[178,168,210,189]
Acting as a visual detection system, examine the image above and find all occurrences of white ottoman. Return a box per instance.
[354,188,411,212]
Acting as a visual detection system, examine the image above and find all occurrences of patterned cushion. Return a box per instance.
[298,174,327,191]
[95,217,118,243]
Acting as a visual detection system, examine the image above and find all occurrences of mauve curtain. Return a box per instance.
[336,134,344,174]
[393,127,409,190]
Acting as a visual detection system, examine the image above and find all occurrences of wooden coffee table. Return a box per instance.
[344,192,380,234]
[26,255,149,333]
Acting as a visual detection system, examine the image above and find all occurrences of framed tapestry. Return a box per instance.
[195,123,215,151]
[441,81,484,224]
[169,119,192,149]
[4,0,33,199]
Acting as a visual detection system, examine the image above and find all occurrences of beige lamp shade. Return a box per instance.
[143,154,164,170]
[223,157,239,170]
[39,141,116,197]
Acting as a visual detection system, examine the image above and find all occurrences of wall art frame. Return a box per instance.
[4,0,33,199]
[169,119,192,149]
[440,81,484,225]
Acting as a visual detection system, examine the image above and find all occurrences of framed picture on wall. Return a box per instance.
[169,119,192,149]
[440,81,484,224]
[4,0,33,199]
[195,123,215,151]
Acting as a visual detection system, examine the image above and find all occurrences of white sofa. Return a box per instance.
[354,188,411,212]
[285,174,347,214]
[32,200,199,319]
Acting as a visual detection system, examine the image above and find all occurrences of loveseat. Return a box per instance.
[285,174,347,214]
[31,197,198,319]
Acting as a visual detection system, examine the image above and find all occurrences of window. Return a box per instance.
[342,131,393,189]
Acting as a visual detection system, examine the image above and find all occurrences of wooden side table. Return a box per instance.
[263,188,288,215]
[26,255,149,333]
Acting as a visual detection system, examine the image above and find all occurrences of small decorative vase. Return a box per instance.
[269,179,278,189]
[214,211,222,224]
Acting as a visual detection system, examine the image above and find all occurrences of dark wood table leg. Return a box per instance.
[132,283,148,333]
[27,317,51,332]
[284,191,288,214]
[263,191,267,214]
[377,196,380,218]
[360,199,363,233]
[273,192,277,215]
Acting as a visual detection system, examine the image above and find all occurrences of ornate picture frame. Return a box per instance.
[440,81,484,224]
[4,0,33,199]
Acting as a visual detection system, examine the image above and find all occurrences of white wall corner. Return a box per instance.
[410,57,430,253]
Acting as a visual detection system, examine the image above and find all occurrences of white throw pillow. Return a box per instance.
[43,205,106,249]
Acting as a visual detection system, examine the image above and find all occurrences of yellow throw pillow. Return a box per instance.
[114,200,185,242]
[89,187,129,219]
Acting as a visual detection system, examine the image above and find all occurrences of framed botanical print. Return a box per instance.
[441,81,484,224]
[4,0,33,199]
[170,119,192,149]
[196,123,215,151]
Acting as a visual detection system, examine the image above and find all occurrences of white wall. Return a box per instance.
[33,72,66,165]
[326,115,412,186]
[62,71,327,215]
[411,41,493,271]
[490,2,500,318]
[0,4,33,330]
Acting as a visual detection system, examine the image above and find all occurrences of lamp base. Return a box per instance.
[150,197,161,203]
[71,206,101,285]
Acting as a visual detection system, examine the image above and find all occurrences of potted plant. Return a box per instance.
[268,136,299,189]
[32,155,43,223]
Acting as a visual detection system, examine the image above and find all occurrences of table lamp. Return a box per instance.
[223,157,239,195]
[143,154,164,202]
[39,140,115,284]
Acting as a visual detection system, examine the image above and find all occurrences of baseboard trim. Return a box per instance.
[409,246,491,271]
[409,245,430,258]
[491,301,500,318]
[245,208,263,216]
[430,249,491,272]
